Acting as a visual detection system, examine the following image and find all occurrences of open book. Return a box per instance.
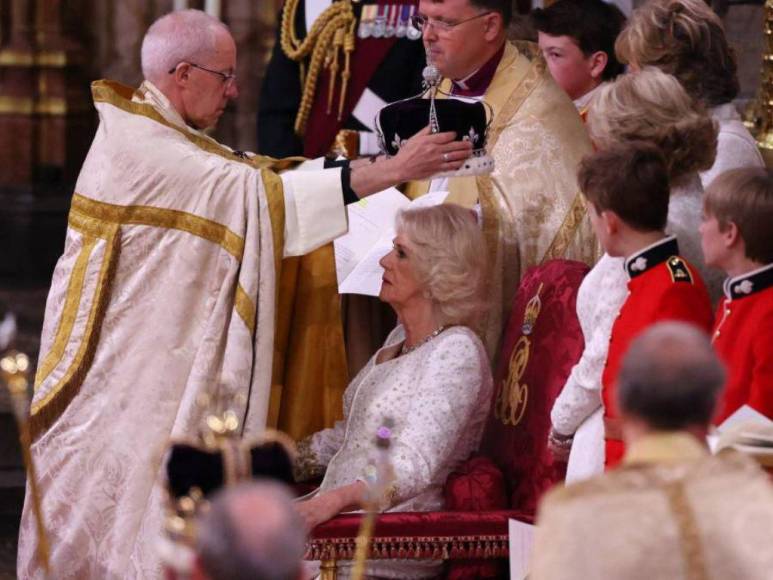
[334,188,449,296]
[709,405,773,467]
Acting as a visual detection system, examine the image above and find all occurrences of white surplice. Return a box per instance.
[299,325,493,578]
[18,80,348,579]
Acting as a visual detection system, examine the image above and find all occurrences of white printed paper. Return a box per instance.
[334,189,449,295]
[509,518,536,580]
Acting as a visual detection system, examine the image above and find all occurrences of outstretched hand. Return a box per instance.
[349,126,473,198]
[392,126,473,182]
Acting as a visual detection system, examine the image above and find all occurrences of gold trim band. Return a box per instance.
[30,221,121,441]
[34,237,97,388]
[71,194,245,260]
[542,193,588,262]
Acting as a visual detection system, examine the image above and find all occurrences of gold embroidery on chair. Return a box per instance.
[495,283,543,426]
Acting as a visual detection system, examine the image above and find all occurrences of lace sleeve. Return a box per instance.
[551,257,627,436]
[293,420,346,481]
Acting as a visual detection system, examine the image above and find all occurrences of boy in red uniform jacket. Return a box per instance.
[701,167,773,423]
[578,143,714,467]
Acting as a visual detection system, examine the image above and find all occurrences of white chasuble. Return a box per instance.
[18,80,346,579]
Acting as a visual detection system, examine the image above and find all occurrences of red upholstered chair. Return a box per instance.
[306,260,589,578]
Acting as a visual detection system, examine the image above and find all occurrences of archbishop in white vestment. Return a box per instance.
[16,79,349,579]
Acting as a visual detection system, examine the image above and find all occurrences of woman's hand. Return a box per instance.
[296,491,344,531]
[295,482,367,531]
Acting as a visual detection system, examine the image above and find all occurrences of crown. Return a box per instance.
[521,283,544,336]
[374,50,495,179]
[160,395,296,574]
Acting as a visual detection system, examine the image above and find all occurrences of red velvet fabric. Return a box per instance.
[481,260,589,515]
[444,455,508,512]
[446,560,506,579]
[311,509,533,540]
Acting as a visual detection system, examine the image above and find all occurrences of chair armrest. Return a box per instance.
[307,510,534,561]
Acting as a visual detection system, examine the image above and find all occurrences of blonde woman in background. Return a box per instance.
[615,0,763,187]
[549,67,718,480]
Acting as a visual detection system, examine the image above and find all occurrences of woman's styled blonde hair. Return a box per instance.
[615,0,738,107]
[396,204,488,329]
[587,67,717,183]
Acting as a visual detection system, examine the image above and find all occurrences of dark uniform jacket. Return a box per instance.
[258,0,425,158]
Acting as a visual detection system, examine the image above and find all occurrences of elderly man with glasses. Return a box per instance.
[406,0,599,356]
[16,9,471,580]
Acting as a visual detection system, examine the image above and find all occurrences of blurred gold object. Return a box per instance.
[351,421,395,580]
[0,351,50,576]
[330,129,360,159]
[744,0,773,167]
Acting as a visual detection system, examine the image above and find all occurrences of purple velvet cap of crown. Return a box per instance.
[376,97,489,157]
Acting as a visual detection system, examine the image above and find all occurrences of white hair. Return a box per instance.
[140,9,230,83]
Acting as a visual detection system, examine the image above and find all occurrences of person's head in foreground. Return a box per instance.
[587,66,717,185]
[700,167,773,278]
[141,9,238,131]
[615,0,738,108]
[379,204,487,330]
[617,321,725,444]
[193,481,305,580]
[417,0,510,80]
[532,0,626,101]
[578,141,670,258]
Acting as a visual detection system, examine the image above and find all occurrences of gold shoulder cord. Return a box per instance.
[279,0,357,135]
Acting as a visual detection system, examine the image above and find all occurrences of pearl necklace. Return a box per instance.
[400,326,446,356]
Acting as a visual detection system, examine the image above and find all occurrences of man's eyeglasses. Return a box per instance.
[168,62,237,85]
[409,11,492,35]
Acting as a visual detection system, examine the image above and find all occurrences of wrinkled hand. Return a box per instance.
[392,126,473,182]
[295,491,345,532]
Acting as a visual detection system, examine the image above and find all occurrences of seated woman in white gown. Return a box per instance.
[295,204,493,579]
[549,68,719,478]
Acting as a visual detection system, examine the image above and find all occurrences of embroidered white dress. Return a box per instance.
[301,325,493,578]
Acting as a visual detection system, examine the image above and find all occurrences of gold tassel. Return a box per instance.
[338,19,357,121]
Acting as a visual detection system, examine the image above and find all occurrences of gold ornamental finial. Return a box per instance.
[1,350,51,576]
[350,419,395,580]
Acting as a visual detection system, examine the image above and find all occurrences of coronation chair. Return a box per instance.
[306,259,590,578]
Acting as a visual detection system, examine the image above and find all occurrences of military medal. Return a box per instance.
[384,4,398,37]
[406,6,422,40]
[395,4,410,37]
[372,4,387,38]
[358,5,377,38]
